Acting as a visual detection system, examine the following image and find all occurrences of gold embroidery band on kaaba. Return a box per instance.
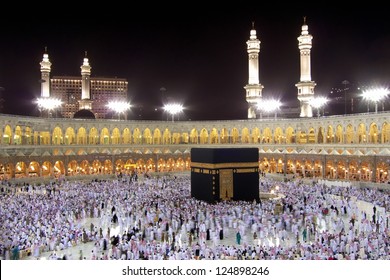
[190,162,258,169]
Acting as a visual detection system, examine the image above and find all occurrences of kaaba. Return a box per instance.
[191,148,259,203]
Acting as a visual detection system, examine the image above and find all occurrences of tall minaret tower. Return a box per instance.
[244,22,264,119]
[40,47,51,98]
[295,17,316,117]
[78,51,93,110]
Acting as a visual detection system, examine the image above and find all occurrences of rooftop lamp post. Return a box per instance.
[362,87,389,113]
[163,103,184,122]
[36,97,62,118]
[257,99,282,120]
[107,101,131,120]
[309,96,328,117]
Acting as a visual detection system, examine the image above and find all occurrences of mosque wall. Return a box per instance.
[0,113,389,183]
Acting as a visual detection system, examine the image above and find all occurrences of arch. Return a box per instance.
[297,129,307,144]
[210,128,219,144]
[382,122,390,143]
[77,127,87,144]
[103,160,113,174]
[25,126,32,145]
[200,128,209,144]
[376,161,389,183]
[285,127,295,144]
[163,128,171,144]
[42,161,52,177]
[369,123,379,143]
[54,161,65,177]
[133,128,141,144]
[67,160,79,176]
[115,159,125,174]
[346,124,354,144]
[357,123,367,143]
[80,160,90,174]
[348,160,360,181]
[326,125,334,144]
[40,131,51,145]
[336,125,343,143]
[89,127,99,145]
[3,125,12,144]
[231,127,239,144]
[125,159,136,173]
[145,158,155,172]
[136,158,146,173]
[65,127,76,145]
[220,128,229,144]
[308,127,316,144]
[251,127,261,143]
[111,127,121,144]
[360,161,373,181]
[176,157,185,171]
[190,129,198,144]
[172,132,181,144]
[122,128,131,144]
[52,126,63,145]
[263,128,272,143]
[153,128,162,144]
[15,161,27,178]
[143,128,152,145]
[91,159,103,174]
[0,163,14,179]
[166,158,175,171]
[157,158,165,172]
[181,132,189,144]
[100,127,110,145]
[241,127,250,143]
[274,127,283,144]
[14,126,22,145]
[28,161,40,177]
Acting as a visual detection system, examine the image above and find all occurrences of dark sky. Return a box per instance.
[0,11,389,120]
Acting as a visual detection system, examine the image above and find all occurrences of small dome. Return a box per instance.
[73,109,95,119]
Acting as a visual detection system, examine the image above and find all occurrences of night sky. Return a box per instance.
[0,11,389,120]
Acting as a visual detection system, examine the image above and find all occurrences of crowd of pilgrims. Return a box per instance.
[0,173,389,260]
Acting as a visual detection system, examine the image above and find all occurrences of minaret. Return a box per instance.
[40,47,51,98]
[78,51,93,110]
[295,17,316,117]
[244,22,264,119]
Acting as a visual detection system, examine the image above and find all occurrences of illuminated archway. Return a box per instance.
[54,161,65,177]
[77,127,87,144]
[65,127,76,145]
[52,126,63,145]
[42,161,52,177]
[241,127,250,143]
[199,128,208,144]
[210,128,218,144]
[190,129,198,144]
[67,160,79,176]
[143,128,152,145]
[28,161,40,177]
[153,128,162,144]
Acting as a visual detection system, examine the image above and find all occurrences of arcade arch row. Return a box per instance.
[0,155,388,183]
[1,121,389,146]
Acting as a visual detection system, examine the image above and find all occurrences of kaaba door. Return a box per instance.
[219,169,233,200]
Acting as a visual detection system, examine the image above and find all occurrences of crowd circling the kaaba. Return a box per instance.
[0,173,389,260]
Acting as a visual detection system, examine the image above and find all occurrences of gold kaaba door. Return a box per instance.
[219,169,233,200]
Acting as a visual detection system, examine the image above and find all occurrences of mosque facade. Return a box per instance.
[0,113,389,184]
[0,20,389,184]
